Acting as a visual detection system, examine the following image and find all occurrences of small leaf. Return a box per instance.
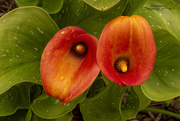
[15,0,64,14]
[0,83,33,116]
[80,82,127,121]
[132,86,151,110]
[83,0,120,11]
[31,90,87,119]
[120,87,139,120]
[0,6,59,94]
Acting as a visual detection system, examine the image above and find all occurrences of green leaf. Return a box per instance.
[135,0,180,101]
[123,0,147,16]
[87,77,106,98]
[0,83,33,116]
[135,0,180,40]
[0,109,29,121]
[80,82,127,121]
[83,0,120,11]
[51,0,128,38]
[132,86,151,110]
[0,6,59,94]
[31,90,88,119]
[30,112,73,121]
[141,29,180,101]
[15,0,64,14]
[120,87,139,120]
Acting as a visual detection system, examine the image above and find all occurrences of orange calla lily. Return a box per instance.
[97,15,156,86]
[40,26,100,103]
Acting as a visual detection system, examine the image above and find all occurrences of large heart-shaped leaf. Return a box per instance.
[51,0,128,39]
[31,90,88,119]
[134,0,180,101]
[141,29,180,101]
[83,0,120,11]
[0,6,59,95]
[0,83,33,116]
[15,0,64,14]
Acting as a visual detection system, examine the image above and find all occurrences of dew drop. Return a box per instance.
[14,37,18,40]
[17,27,20,30]
[9,59,12,61]
[172,69,175,72]
[31,31,34,34]
[159,13,162,16]
[16,55,19,58]
[93,32,98,35]
[64,103,70,106]
[157,83,159,85]
[3,20,5,22]
[2,54,6,57]
[34,47,38,51]
[22,50,25,53]
[37,27,44,34]
[157,25,162,28]
[46,110,49,112]
[172,82,174,85]
[9,81,12,84]
[28,19,31,22]
[55,99,59,104]
[149,16,152,18]
[6,50,9,52]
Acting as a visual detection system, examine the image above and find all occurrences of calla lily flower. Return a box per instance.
[40,26,100,103]
[97,15,156,86]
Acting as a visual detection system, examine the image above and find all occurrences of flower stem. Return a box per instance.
[142,108,180,119]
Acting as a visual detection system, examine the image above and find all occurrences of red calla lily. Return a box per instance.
[40,26,100,103]
[97,15,156,86]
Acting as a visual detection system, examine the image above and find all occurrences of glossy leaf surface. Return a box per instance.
[83,0,120,11]
[0,83,33,116]
[0,6,59,94]
[136,0,180,101]
[15,0,64,14]
[31,91,87,119]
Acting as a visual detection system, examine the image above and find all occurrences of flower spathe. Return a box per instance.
[97,15,156,86]
[40,26,100,103]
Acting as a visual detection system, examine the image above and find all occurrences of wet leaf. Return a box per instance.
[0,83,33,116]
[15,0,64,14]
[51,0,128,38]
[83,0,120,11]
[31,90,87,119]
[0,6,59,94]
[80,82,127,121]
[135,0,180,101]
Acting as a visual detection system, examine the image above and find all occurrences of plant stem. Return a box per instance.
[142,108,180,119]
